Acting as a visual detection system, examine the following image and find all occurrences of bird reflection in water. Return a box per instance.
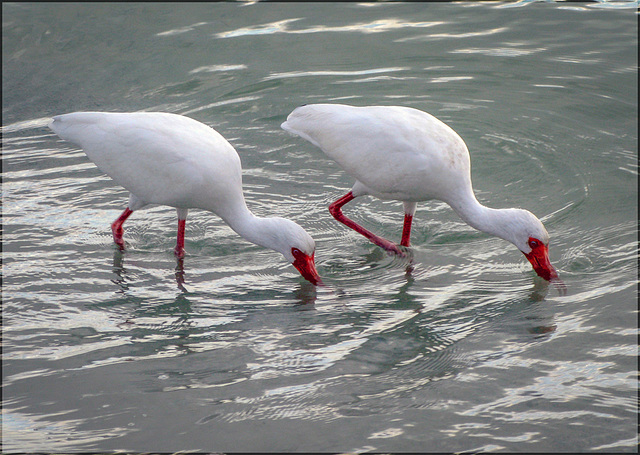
[174,256,187,292]
[112,248,318,305]
[111,249,188,292]
[111,249,129,293]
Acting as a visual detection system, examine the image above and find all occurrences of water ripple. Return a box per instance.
[396,26,509,42]
[216,18,444,39]
[3,3,637,452]
[451,46,546,57]
[263,67,410,82]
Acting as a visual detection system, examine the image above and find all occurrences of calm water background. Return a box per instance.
[2,2,637,452]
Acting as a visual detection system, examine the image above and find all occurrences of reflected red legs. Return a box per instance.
[328,191,406,255]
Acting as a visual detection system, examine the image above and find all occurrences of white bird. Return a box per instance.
[49,111,322,285]
[282,104,559,282]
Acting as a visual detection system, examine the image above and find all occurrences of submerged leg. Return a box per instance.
[174,208,188,258]
[111,207,134,250]
[328,191,404,255]
[400,201,417,247]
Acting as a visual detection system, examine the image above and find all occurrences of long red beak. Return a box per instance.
[292,251,323,286]
[524,243,558,281]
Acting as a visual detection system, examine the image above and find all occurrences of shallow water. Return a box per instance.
[2,2,638,452]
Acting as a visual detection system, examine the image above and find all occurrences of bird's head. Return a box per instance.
[498,209,558,282]
[268,218,323,286]
[523,237,558,281]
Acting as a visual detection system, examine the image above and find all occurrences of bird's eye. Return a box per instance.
[528,239,540,249]
[291,248,303,258]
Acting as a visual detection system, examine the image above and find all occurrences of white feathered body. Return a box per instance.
[281,104,473,204]
[49,112,245,217]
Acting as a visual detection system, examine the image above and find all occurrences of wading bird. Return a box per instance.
[50,111,322,285]
[282,104,559,282]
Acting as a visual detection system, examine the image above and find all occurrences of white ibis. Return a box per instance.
[282,104,560,282]
[49,111,322,286]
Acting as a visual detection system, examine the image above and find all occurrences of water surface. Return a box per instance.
[2,2,637,452]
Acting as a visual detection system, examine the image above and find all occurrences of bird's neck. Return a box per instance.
[446,187,517,243]
[216,201,282,252]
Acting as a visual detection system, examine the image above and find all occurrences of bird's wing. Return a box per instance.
[282,104,469,197]
[50,112,241,207]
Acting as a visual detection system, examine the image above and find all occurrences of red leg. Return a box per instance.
[111,208,133,250]
[174,218,186,258]
[400,213,413,247]
[329,191,404,255]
